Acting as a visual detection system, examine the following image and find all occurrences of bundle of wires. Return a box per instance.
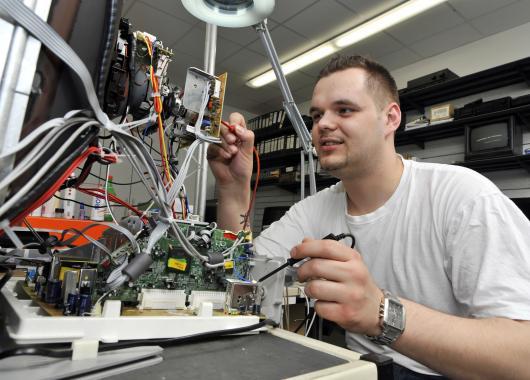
[0,0,262,287]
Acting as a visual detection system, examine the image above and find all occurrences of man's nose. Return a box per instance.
[316,111,337,131]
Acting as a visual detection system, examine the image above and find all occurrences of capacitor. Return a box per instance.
[64,292,78,316]
[45,279,62,304]
[77,294,92,316]
[34,275,45,296]
[62,271,78,305]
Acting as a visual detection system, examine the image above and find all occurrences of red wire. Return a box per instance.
[243,146,260,230]
[77,187,148,223]
[10,147,100,226]
[221,120,260,230]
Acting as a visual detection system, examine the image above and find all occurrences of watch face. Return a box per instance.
[386,299,405,330]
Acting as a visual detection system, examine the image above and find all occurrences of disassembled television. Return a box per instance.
[0,1,285,350]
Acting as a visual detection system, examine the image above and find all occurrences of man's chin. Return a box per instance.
[319,162,346,177]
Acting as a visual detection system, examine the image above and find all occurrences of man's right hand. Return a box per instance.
[207,112,254,188]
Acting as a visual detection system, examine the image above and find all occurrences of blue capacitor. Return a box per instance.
[77,294,92,316]
[45,279,62,304]
[64,292,78,316]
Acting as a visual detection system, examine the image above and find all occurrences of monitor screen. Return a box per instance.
[469,122,509,152]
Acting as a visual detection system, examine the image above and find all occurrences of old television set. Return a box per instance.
[465,115,522,161]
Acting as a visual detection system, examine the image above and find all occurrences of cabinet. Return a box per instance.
[252,57,530,191]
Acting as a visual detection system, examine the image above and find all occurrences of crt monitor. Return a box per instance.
[464,115,522,161]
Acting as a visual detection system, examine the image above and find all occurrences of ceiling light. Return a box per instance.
[335,0,447,48]
[247,0,447,87]
[248,43,337,88]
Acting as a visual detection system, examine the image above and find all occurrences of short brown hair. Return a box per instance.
[318,55,399,109]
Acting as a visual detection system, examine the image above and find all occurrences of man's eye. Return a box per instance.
[337,108,353,115]
[311,114,321,122]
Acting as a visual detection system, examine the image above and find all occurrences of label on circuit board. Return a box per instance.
[168,258,188,272]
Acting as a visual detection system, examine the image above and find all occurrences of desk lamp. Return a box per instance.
[182,0,317,211]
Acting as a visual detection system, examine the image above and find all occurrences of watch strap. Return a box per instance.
[366,289,406,346]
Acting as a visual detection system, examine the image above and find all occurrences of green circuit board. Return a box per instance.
[99,223,253,305]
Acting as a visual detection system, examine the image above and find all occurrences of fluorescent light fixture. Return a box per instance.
[247,0,447,88]
[248,43,337,88]
[335,0,447,47]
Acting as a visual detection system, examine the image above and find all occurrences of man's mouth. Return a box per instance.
[319,138,343,147]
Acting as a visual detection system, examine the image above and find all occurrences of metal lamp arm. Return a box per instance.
[254,20,316,195]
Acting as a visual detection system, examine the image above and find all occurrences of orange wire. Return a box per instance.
[143,35,172,186]
[244,146,260,230]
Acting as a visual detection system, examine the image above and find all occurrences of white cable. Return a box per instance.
[167,139,202,203]
[306,311,317,337]
[0,117,90,192]
[121,115,154,130]
[0,121,98,216]
[105,164,118,225]
[106,257,129,284]
[222,236,244,259]
[298,287,310,332]
[0,116,65,159]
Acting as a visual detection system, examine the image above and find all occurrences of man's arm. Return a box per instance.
[293,238,530,379]
[395,301,530,379]
[207,112,254,232]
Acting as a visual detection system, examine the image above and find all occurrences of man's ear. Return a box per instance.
[384,102,401,137]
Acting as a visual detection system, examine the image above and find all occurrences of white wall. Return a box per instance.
[250,21,530,236]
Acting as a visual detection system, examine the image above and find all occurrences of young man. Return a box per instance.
[207,55,530,378]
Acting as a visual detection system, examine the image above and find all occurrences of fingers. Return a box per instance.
[313,301,357,329]
[220,112,255,155]
[296,258,360,283]
[303,279,350,303]
[291,239,359,262]
[234,124,255,154]
[229,112,246,129]
[206,143,231,161]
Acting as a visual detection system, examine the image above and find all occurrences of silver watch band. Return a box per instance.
[366,289,406,346]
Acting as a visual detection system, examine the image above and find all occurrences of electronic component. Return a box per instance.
[61,271,78,306]
[138,289,186,310]
[190,290,226,311]
[224,279,260,315]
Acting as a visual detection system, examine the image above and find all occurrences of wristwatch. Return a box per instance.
[366,289,406,345]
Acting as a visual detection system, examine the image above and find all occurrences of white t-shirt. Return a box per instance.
[254,158,530,375]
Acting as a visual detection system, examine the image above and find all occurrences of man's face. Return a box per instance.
[310,68,388,179]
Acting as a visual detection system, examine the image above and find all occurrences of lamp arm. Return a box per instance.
[254,20,316,195]
[253,20,312,153]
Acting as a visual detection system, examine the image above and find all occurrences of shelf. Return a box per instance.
[395,104,530,148]
[253,174,339,193]
[278,175,339,193]
[256,148,304,170]
[399,57,530,112]
[254,156,530,192]
[454,154,530,172]
[252,122,286,142]
[252,116,313,144]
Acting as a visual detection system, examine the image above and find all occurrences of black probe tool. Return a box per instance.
[256,233,355,283]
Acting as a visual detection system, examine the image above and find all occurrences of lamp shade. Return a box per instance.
[182,0,275,28]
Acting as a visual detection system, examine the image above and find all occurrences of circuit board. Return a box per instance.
[99,223,253,305]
